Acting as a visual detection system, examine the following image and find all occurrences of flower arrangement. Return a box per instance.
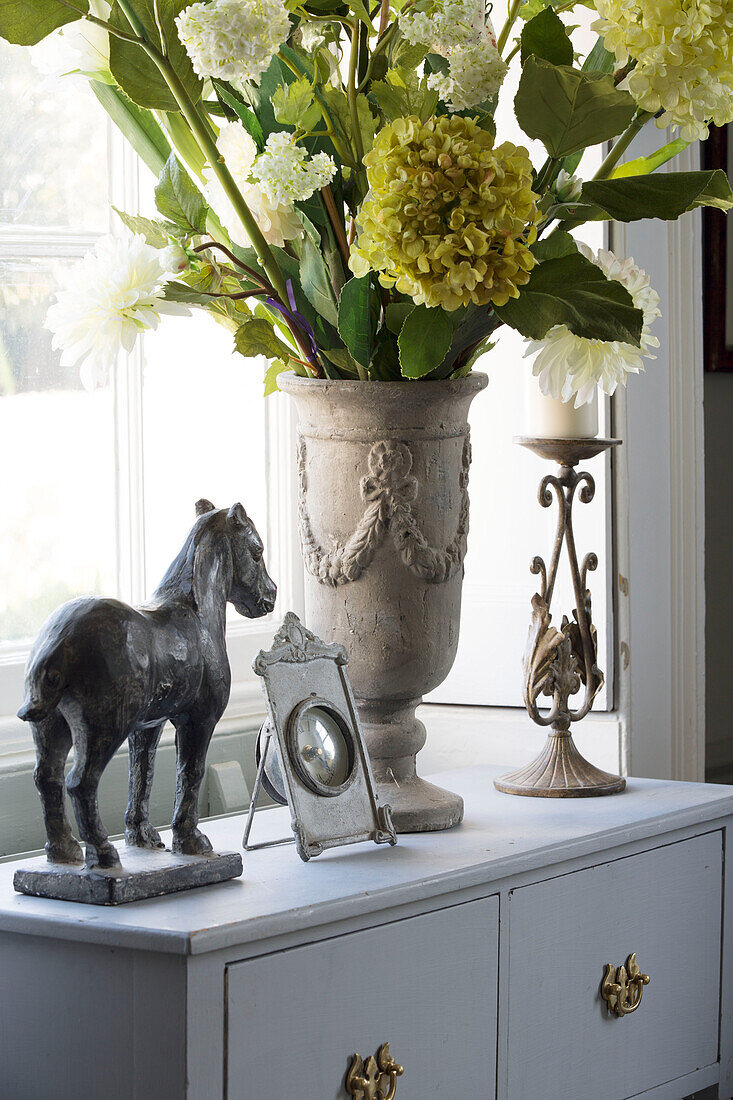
[3,0,733,404]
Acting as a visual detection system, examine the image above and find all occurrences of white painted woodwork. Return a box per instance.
[613,137,706,783]
[0,766,731,1100]
[227,899,499,1099]
[507,831,722,1099]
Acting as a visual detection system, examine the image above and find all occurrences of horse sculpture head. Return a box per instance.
[191,499,277,619]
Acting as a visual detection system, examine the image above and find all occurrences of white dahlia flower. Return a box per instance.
[401,0,507,110]
[175,0,291,84]
[249,132,336,206]
[593,0,733,141]
[32,1,111,82]
[204,122,304,247]
[526,245,661,407]
[45,233,188,390]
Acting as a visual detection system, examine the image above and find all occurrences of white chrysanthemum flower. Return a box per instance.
[401,0,507,110]
[554,169,582,202]
[31,1,111,82]
[175,0,291,84]
[249,132,336,205]
[526,245,661,407]
[593,0,733,140]
[45,233,188,390]
[204,122,304,247]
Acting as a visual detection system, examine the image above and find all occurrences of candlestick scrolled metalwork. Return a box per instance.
[494,437,626,798]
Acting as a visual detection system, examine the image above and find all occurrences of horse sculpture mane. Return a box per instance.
[18,499,276,871]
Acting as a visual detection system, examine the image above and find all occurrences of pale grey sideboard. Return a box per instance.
[0,765,731,1100]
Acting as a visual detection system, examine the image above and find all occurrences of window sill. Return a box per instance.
[0,697,623,860]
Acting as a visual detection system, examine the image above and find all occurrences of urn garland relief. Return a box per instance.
[297,436,472,588]
[281,372,487,834]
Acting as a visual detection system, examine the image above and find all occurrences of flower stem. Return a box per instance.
[593,110,655,181]
[113,0,288,303]
[348,18,365,165]
[497,0,523,56]
[51,0,144,44]
[321,185,350,268]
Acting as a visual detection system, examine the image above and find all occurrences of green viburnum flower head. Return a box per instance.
[349,115,539,312]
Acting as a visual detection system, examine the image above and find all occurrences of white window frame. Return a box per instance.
[0,126,304,756]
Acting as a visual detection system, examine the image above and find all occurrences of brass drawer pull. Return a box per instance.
[601,953,650,1017]
[346,1043,403,1099]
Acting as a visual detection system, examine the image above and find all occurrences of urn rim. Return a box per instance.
[278,370,488,396]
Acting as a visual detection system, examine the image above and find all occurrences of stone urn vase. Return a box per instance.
[279,372,487,833]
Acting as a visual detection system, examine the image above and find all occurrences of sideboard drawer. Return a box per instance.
[507,830,722,1099]
[226,896,499,1099]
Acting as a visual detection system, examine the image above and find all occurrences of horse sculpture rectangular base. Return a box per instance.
[13,846,243,906]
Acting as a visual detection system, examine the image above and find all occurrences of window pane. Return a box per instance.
[0,41,109,232]
[0,258,117,643]
[142,312,268,604]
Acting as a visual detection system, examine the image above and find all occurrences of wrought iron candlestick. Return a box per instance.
[494,437,626,798]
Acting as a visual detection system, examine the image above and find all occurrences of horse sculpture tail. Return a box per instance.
[18,653,66,723]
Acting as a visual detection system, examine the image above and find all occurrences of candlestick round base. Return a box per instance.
[494,731,626,798]
[514,436,621,466]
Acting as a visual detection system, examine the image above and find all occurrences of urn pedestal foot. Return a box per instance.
[494,730,626,798]
[358,698,464,831]
[373,773,465,832]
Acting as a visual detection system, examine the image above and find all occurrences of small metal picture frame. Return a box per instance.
[243,613,397,861]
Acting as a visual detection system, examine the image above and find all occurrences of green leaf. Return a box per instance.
[337,276,381,367]
[515,58,636,158]
[109,0,202,112]
[273,76,322,131]
[532,230,579,261]
[398,305,454,378]
[162,281,210,305]
[298,233,339,327]
[91,82,170,177]
[0,0,88,45]
[235,317,293,360]
[582,34,616,75]
[611,139,691,179]
[154,155,208,235]
[521,9,574,67]
[347,0,376,29]
[113,208,177,247]
[370,69,439,124]
[495,252,644,345]
[555,170,733,222]
[213,81,265,150]
[385,302,414,334]
[264,359,291,396]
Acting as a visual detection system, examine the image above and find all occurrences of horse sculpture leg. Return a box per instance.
[65,718,125,869]
[31,711,83,865]
[171,713,217,855]
[125,724,165,849]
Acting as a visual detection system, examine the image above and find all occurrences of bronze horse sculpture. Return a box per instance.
[18,500,276,870]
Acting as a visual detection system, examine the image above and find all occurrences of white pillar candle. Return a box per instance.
[525,377,598,439]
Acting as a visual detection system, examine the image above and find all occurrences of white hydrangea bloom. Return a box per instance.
[401,0,507,110]
[593,0,733,141]
[31,1,111,81]
[526,245,661,407]
[249,132,336,205]
[175,0,291,84]
[45,233,188,391]
[205,122,304,247]
[299,22,327,52]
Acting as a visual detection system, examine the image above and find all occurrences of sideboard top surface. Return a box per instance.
[0,766,731,956]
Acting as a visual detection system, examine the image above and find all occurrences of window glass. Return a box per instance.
[0,258,117,643]
[0,41,109,231]
[142,311,268,607]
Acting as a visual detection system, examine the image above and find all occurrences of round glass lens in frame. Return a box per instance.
[293,706,352,790]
